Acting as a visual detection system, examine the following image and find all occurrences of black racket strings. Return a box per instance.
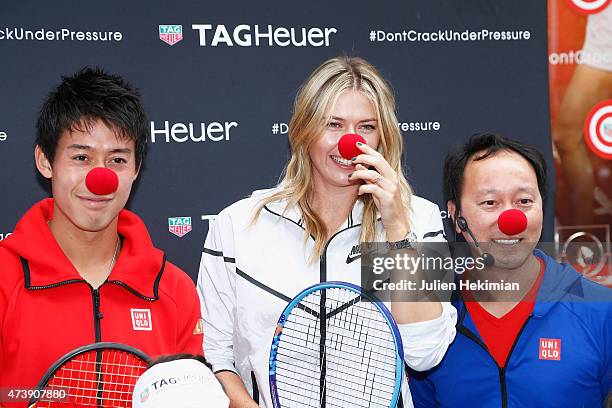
[276,288,397,407]
[275,287,400,407]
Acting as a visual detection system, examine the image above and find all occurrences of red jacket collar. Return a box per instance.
[1,198,164,299]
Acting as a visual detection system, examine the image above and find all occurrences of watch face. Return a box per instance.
[408,231,417,245]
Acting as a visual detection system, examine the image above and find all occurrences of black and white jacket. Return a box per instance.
[197,188,457,407]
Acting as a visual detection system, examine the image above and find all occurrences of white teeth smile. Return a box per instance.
[493,239,520,245]
[331,155,353,166]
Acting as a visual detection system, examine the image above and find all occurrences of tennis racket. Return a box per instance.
[28,342,151,407]
[269,281,404,408]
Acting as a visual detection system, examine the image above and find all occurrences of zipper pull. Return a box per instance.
[93,289,104,319]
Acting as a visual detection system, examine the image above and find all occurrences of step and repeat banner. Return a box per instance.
[0,0,574,282]
[549,0,612,285]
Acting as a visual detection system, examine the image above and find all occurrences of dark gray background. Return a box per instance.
[0,0,554,281]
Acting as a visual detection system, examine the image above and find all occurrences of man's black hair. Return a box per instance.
[443,132,548,211]
[36,67,148,168]
[149,353,212,371]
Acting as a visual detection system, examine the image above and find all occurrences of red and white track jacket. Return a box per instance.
[0,199,203,407]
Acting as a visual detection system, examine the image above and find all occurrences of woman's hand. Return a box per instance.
[348,142,409,241]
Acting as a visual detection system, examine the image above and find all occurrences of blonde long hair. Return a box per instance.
[254,56,413,261]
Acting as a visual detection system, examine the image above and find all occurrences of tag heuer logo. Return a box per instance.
[159,25,183,45]
[140,388,150,403]
[168,217,192,237]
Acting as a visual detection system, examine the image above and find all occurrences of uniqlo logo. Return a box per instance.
[539,338,561,361]
[131,308,153,331]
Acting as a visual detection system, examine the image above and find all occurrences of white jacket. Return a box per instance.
[197,189,457,408]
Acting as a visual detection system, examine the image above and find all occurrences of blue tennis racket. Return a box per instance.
[269,281,404,408]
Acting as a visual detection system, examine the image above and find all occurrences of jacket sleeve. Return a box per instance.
[408,373,440,408]
[175,276,205,356]
[197,212,238,374]
[0,248,17,388]
[398,302,457,372]
[400,202,457,372]
[418,202,447,244]
[0,274,5,385]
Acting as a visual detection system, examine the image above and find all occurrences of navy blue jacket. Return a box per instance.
[409,250,612,408]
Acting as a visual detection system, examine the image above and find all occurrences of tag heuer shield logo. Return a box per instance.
[168,217,192,237]
[159,25,183,46]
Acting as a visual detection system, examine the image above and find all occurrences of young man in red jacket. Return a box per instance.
[0,68,203,405]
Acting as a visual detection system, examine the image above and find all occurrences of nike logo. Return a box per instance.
[346,244,362,264]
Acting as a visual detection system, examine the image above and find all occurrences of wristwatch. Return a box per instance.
[386,231,417,250]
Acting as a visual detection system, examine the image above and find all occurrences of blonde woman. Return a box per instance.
[197,56,457,407]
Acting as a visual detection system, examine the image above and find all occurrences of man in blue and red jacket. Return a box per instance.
[0,68,204,407]
[409,133,611,407]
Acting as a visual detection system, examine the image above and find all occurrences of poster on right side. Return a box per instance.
[548,0,612,286]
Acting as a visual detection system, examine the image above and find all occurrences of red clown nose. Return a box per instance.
[497,209,527,236]
[85,167,119,195]
[338,133,366,160]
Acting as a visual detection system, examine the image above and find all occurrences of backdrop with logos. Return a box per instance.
[0,0,557,281]
[548,0,612,285]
